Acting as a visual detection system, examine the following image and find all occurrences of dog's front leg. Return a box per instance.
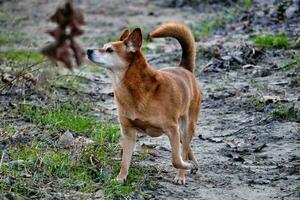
[117,125,136,183]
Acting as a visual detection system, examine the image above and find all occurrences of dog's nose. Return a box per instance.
[87,49,93,57]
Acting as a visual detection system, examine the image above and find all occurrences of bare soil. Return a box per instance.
[0,0,299,199]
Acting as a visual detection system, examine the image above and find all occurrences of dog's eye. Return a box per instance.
[106,47,114,53]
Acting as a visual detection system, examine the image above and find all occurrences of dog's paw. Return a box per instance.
[190,167,198,174]
[173,174,186,185]
[116,175,126,184]
[190,163,199,174]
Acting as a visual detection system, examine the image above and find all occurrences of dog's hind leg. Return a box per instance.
[174,115,199,184]
[166,124,193,171]
[187,98,201,174]
[173,116,189,184]
[186,120,199,174]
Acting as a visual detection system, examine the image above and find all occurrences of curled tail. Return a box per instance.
[149,23,196,73]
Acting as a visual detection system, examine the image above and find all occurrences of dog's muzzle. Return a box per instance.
[87,49,93,59]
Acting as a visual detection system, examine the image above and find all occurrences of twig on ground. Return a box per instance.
[0,151,5,170]
[218,116,272,138]
[0,59,47,92]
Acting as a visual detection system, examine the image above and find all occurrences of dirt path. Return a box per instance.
[0,0,299,199]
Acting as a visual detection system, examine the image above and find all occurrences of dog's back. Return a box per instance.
[149,23,201,121]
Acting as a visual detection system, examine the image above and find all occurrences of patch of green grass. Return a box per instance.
[43,150,77,177]
[1,139,158,199]
[104,179,133,199]
[193,17,223,41]
[0,50,44,64]
[0,144,43,197]
[3,101,159,199]
[242,0,252,10]
[141,40,156,54]
[201,18,222,39]
[1,144,98,197]
[257,84,269,93]
[12,17,32,27]
[1,118,157,199]
[252,33,289,49]
[213,82,226,92]
[0,35,11,46]
[20,102,120,143]
[0,31,29,46]
[0,124,17,138]
[22,103,95,134]
[0,12,10,23]
[290,76,300,87]
[283,57,300,70]
[7,144,41,170]
[250,96,265,112]
[295,185,300,196]
[50,76,90,94]
[271,104,300,122]
[295,37,300,48]
[192,9,238,41]
[103,163,158,199]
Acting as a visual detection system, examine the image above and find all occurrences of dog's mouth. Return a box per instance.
[86,49,101,64]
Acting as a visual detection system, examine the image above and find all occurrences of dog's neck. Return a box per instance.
[108,68,126,89]
[124,51,157,91]
[108,51,151,89]
[114,50,159,111]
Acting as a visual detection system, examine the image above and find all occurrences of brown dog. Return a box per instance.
[87,23,202,185]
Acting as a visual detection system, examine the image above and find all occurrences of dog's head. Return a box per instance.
[87,28,142,71]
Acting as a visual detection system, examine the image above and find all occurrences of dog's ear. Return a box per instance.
[125,28,142,52]
[119,29,129,41]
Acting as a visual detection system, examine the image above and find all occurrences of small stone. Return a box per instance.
[242,64,255,69]
[232,55,244,64]
[59,130,74,147]
[23,173,32,178]
[4,177,11,185]
[207,137,223,143]
[221,55,232,61]
[252,68,271,77]
[233,155,245,162]
[285,0,300,18]
[210,91,235,100]
[262,95,281,104]
[72,136,94,147]
[226,141,238,149]
[93,190,105,199]
[148,149,160,157]
[248,178,271,185]
[9,160,25,166]
[141,143,157,148]
[149,156,156,162]
[156,146,170,152]
[294,101,300,112]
